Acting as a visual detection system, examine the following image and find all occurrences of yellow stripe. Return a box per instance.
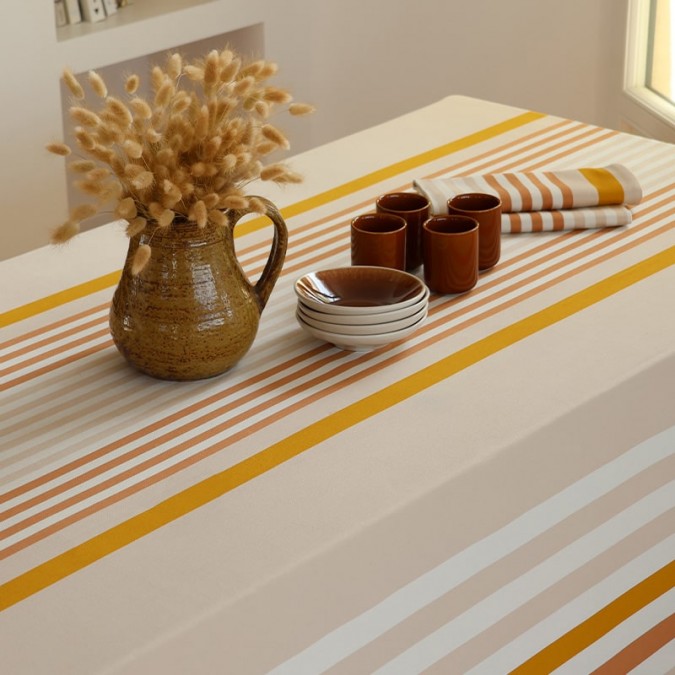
[510,561,675,674]
[1,245,673,611]
[0,271,121,329]
[579,167,625,205]
[0,111,543,329]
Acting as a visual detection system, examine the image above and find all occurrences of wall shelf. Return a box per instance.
[56,0,219,43]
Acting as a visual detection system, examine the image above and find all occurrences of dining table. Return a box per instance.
[1,94,674,674]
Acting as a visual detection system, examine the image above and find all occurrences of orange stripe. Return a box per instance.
[484,174,512,211]
[550,210,567,231]
[0,302,109,351]
[504,173,533,211]
[544,170,575,208]
[507,213,522,233]
[0,314,107,361]
[528,171,555,210]
[0,343,110,392]
[510,562,675,674]
[530,211,544,233]
[591,613,675,674]
[0,328,109,379]
[425,120,580,180]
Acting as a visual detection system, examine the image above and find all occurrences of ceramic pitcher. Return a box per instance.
[109,196,288,380]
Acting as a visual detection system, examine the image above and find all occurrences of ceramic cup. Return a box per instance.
[447,192,502,270]
[350,212,407,270]
[422,214,479,294]
[375,192,430,271]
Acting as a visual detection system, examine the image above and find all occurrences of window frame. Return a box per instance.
[624,0,675,130]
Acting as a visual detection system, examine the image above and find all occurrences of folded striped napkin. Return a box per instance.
[413,164,643,233]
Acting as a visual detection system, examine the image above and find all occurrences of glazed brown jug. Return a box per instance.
[109,196,288,380]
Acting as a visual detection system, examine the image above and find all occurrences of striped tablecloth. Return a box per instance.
[1,95,674,673]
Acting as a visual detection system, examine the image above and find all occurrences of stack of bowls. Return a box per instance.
[294,266,429,351]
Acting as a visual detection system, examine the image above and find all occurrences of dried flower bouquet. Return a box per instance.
[47,47,314,274]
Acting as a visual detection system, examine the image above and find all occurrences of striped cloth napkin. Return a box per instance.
[413,164,643,233]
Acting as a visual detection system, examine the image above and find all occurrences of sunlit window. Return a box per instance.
[646,0,674,103]
[625,0,675,128]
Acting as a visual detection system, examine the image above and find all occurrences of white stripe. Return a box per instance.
[269,426,675,675]
[535,170,566,209]
[554,588,675,674]
[493,173,522,211]
[375,491,674,674]
[515,171,545,210]
[467,536,675,674]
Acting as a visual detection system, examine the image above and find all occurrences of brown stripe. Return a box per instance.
[591,613,675,674]
[550,210,567,231]
[504,173,534,211]
[530,211,544,233]
[0,302,109,352]
[448,122,597,182]
[527,171,555,210]
[0,328,110,379]
[545,170,575,208]
[484,174,513,211]
[423,119,579,180]
[0,343,111,392]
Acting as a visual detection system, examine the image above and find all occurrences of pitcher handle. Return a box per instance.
[227,196,288,311]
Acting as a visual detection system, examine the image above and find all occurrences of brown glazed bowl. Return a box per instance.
[294,266,427,315]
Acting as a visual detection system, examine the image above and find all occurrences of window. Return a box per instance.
[625,0,675,128]
[646,0,674,103]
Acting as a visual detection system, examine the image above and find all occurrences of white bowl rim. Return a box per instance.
[297,289,429,325]
[296,310,427,351]
[296,303,427,336]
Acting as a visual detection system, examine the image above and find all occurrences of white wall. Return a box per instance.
[0,0,636,261]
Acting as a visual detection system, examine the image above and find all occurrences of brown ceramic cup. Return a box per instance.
[447,192,502,270]
[422,215,479,294]
[350,212,407,270]
[375,192,429,271]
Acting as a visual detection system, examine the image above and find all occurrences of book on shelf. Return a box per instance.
[80,0,107,22]
[102,0,118,14]
[54,0,67,27]
[64,0,82,24]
